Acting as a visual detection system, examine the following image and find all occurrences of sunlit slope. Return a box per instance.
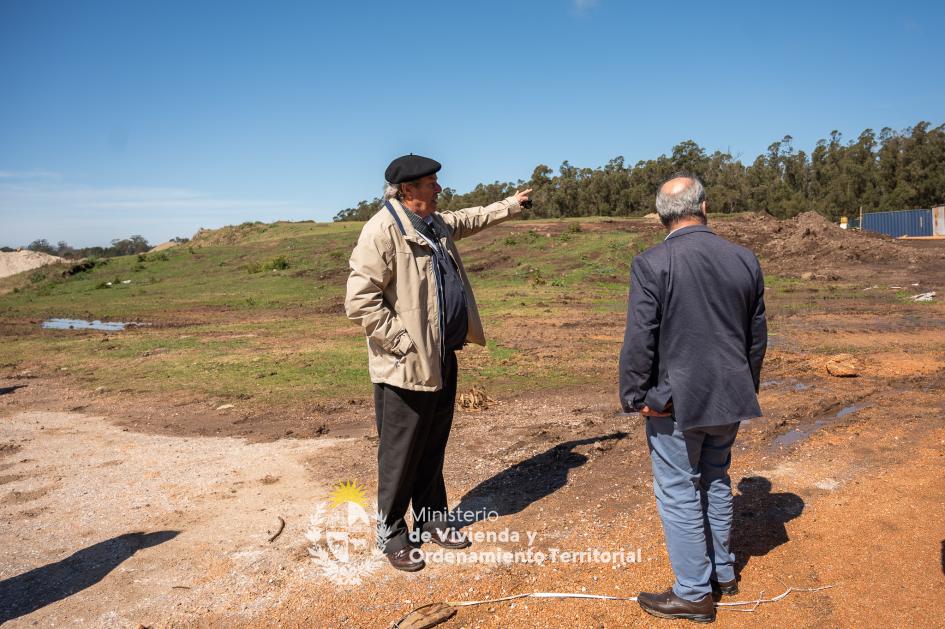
[0,218,661,402]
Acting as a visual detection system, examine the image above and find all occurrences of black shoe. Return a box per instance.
[638,588,715,623]
[386,547,425,572]
[430,527,471,549]
[711,578,739,596]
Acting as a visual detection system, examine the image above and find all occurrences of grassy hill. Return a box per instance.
[0,217,666,408]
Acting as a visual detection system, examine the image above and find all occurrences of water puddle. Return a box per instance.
[41,319,145,331]
[773,403,870,448]
[836,403,867,418]
[759,378,814,392]
[773,430,807,447]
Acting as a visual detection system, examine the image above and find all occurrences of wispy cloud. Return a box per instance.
[0,181,304,216]
[574,0,599,12]
[0,184,299,214]
[0,177,313,247]
[0,169,61,180]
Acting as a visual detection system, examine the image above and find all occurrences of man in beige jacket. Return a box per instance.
[345,154,530,572]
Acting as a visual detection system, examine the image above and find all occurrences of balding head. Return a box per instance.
[655,174,706,229]
[660,177,694,198]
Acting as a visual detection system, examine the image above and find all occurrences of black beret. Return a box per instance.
[385,154,441,184]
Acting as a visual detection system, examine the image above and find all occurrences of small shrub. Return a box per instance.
[29,271,46,284]
[246,255,290,274]
[568,222,582,233]
[65,259,103,276]
[504,236,518,246]
[528,268,546,286]
[95,281,110,290]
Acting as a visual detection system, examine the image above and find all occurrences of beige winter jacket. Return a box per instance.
[345,196,522,391]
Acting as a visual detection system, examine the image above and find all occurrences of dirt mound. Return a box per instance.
[0,250,66,279]
[189,222,269,247]
[149,241,179,252]
[714,211,932,278]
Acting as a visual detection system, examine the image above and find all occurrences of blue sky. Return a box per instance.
[2,0,943,247]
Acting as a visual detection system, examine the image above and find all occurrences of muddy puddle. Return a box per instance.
[761,378,813,392]
[773,403,871,447]
[41,318,145,331]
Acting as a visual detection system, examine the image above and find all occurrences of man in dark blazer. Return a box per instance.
[620,174,767,623]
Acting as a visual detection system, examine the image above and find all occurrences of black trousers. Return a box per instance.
[373,351,457,553]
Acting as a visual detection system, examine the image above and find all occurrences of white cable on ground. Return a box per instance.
[444,584,833,609]
[446,592,639,606]
[715,585,835,611]
[393,584,837,627]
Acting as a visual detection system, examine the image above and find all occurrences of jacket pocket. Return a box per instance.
[390,330,416,358]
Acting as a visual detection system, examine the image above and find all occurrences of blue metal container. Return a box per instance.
[861,209,933,237]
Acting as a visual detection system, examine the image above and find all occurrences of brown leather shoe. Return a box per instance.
[430,527,472,549]
[638,588,715,623]
[712,578,739,596]
[386,547,425,572]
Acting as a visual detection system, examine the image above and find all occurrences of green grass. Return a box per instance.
[0,217,677,404]
[764,274,803,292]
[466,228,656,295]
[0,221,363,403]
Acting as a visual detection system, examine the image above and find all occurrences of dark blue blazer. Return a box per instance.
[619,225,767,430]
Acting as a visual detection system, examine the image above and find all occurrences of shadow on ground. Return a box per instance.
[451,432,628,526]
[0,530,179,623]
[0,385,27,396]
[732,476,804,574]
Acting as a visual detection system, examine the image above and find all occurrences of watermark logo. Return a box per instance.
[306,483,644,583]
[306,481,385,585]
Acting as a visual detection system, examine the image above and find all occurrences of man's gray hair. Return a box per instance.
[655,174,706,228]
[383,183,402,201]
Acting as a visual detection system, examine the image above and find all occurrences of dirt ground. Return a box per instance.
[2,218,945,627]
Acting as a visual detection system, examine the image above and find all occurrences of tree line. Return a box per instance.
[2,235,188,259]
[333,121,945,222]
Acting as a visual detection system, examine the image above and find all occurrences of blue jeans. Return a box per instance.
[645,416,740,601]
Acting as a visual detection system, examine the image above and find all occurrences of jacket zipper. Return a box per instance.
[429,245,447,371]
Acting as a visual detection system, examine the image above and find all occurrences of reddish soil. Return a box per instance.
[1,215,944,627]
